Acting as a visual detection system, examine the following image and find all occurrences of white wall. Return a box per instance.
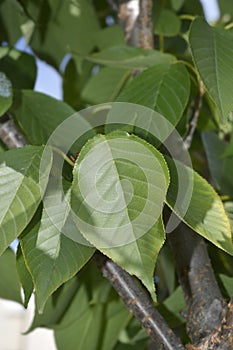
[0,298,57,350]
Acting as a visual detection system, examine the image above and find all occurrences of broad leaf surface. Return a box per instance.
[0,71,12,115]
[0,146,52,256]
[71,132,169,299]
[21,181,95,312]
[189,17,233,125]
[165,156,233,255]
[86,46,175,69]
[0,248,22,303]
[117,62,190,127]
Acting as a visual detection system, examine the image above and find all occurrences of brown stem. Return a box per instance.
[168,225,227,345]
[96,253,185,350]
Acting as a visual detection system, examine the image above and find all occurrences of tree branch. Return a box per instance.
[0,116,27,148]
[96,253,185,350]
[168,225,227,345]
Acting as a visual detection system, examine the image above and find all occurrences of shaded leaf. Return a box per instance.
[30,0,100,68]
[0,248,22,303]
[16,244,34,308]
[86,46,175,69]
[189,17,233,125]
[82,67,130,104]
[95,25,125,51]
[0,48,37,89]
[165,156,233,255]
[154,9,181,37]
[202,131,233,195]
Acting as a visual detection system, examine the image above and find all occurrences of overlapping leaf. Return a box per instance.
[20,181,95,312]
[86,46,175,69]
[0,146,52,256]
[165,156,233,255]
[189,17,233,125]
[0,248,22,303]
[117,62,190,127]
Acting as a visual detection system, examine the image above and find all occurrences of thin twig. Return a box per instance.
[96,253,185,350]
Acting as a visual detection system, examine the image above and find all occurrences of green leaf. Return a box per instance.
[10,90,95,151]
[71,132,170,299]
[30,0,100,68]
[82,67,130,104]
[0,0,25,45]
[53,263,130,350]
[219,274,233,297]
[189,17,233,125]
[21,181,95,312]
[16,244,34,308]
[100,217,166,302]
[86,46,175,69]
[0,71,12,115]
[202,132,233,195]
[63,58,93,110]
[95,25,125,51]
[157,287,186,328]
[154,9,181,37]
[0,48,37,89]
[10,90,75,144]
[0,145,52,256]
[165,156,233,255]
[169,0,185,11]
[225,201,233,232]
[0,248,22,303]
[117,62,190,127]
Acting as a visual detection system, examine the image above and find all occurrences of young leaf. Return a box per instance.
[189,17,233,125]
[117,62,190,127]
[165,156,233,255]
[71,132,170,299]
[85,46,175,69]
[0,71,12,115]
[0,248,22,304]
[0,146,52,256]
